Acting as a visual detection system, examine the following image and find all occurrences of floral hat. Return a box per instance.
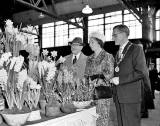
[89,31,106,43]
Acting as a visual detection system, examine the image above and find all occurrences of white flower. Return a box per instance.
[9,57,17,70]
[27,77,41,90]
[27,25,33,32]
[14,28,19,34]
[47,56,51,61]
[42,49,48,56]
[22,27,27,31]
[0,52,12,67]
[51,51,57,58]
[5,20,14,34]
[38,60,49,77]
[41,60,50,71]
[16,33,27,45]
[46,62,57,82]
[5,19,13,26]
[0,68,8,90]
[0,60,4,67]
[63,69,73,83]
[58,56,66,63]
[17,69,28,92]
[1,52,12,62]
[14,56,24,72]
[35,84,41,90]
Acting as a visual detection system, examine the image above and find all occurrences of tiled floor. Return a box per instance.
[141,91,160,126]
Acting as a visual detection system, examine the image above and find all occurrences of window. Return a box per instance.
[156,10,160,41]
[42,10,143,47]
[55,21,68,47]
[105,11,122,41]
[32,25,39,44]
[123,10,142,39]
[42,23,54,48]
[69,18,83,41]
[88,14,104,38]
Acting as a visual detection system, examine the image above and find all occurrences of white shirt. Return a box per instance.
[72,52,81,61]
[119,41,129,54]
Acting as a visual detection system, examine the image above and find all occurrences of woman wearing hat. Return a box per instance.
[85,31,114,126]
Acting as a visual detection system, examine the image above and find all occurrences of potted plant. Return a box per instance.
[0,19,41,126]
[38,49,64,116]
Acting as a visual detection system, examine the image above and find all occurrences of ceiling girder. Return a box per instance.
[117,0,158,24]
[50,0,58,16]
[15,0,84,29]
[117,0,142,23]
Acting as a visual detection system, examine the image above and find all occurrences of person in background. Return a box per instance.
[133,40,155,118]
[62,37,87,79]
[85,31,114,126]
[110,24,149,126]
[149,63,158,98]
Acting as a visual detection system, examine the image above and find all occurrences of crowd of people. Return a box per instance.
[60,24,156,126]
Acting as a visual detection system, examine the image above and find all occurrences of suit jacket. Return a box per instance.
[113,42,149,103]
[62,52,87,79]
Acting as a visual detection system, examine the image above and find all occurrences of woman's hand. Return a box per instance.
[89,74,105,81]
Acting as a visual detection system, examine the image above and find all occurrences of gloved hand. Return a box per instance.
[89,74,105,81]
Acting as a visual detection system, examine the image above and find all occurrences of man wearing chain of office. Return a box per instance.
[110,24,149,126]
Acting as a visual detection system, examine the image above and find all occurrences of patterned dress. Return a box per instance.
[85,49,114,126]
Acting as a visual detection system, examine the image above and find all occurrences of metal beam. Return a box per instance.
[15,0,84,29]
[50,0,58,16]
[117,0,142,23]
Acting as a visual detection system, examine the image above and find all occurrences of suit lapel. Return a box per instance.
[115,42,132,64]
[75,53,83,66]
[122,42,132,55]
[120,42,134,64]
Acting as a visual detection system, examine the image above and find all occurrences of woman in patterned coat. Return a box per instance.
[85,31,114,126]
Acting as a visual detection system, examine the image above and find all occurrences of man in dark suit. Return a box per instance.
[110,25,149,126]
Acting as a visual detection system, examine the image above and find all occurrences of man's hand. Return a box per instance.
[110,77,119,85]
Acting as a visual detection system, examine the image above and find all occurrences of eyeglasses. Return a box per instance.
[71,44,82,47]
[112,32,123,37]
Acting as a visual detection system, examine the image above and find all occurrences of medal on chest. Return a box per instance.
[115,66,119,72]
[115,43,132,73]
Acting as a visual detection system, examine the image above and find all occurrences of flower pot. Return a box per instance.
[39,99,47,114]
[27,110,41,121]
[73,100,92,109]
[60,103,76,114]
[1,112,30,126]
[45,105,61,117]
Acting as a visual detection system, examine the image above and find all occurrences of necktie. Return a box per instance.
[73,56,77,64]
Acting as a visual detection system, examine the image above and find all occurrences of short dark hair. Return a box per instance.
[113,24,130,36]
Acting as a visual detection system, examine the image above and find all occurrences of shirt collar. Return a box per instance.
[72,52,81,60]
[120,41,129,53]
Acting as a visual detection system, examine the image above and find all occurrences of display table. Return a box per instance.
[25,107,97,126]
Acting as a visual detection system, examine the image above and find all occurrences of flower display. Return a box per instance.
[0,52,41,110]
[0,19,41,112]
[0,19,93,119]
[57,66,75,104]
[72,78,94,102]
[38,49,61,103]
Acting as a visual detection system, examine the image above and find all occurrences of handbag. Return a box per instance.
[92,77,113,100]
